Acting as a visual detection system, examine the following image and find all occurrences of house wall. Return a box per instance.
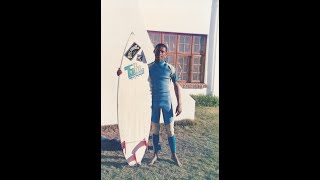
[139,0,212,34]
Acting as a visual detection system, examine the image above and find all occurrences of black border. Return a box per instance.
[4,1,101,179]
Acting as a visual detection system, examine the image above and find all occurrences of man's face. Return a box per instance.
[155,46,167,61]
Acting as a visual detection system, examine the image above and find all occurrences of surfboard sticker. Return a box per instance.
[136,50,147,63]
[124,42,141,60]
[124,62,145,79]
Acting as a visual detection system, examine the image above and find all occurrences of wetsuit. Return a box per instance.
[148,60,178,154]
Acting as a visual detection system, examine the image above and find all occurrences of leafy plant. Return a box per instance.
[190,94,219,107]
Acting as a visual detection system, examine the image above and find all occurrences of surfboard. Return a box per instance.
[117,32,152,166]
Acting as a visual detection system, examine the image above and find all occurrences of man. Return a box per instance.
[117,43,182,167]
[147,43,182,167]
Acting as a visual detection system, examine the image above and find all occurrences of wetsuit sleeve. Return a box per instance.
[171,72,178,82]
[171,66,178,83]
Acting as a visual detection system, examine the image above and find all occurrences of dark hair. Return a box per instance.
[153,43,168,53]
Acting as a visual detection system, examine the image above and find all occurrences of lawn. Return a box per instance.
[101,106,219,179]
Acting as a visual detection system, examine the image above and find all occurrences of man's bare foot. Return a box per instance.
[171,153,182,167]
[148,153,158,165]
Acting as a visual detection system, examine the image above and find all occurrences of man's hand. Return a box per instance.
[175,104,182,116]
[117,68,122,76]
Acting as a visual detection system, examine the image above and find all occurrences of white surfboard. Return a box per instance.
[117,32,152,166]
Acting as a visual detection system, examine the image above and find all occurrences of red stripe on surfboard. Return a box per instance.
[131,139,148,154]
[125,139,149,165]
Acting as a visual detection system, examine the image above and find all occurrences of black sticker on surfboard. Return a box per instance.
[136,50,147,63]
[124,42,141,60]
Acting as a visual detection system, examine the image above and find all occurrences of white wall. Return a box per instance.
[140,0,212,34]
[184,88,207,95]
[102,0,195,125]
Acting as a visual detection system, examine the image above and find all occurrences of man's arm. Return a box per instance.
[173,81,182,116]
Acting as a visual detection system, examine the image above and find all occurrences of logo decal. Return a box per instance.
[124,42,141,60]
[136,50,147,63]
[124,63,144,79]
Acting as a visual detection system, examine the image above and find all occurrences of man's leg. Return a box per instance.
[163,103,182,167]
[165,122,182,167]
[149,122,160,165]
[149,103,161,165]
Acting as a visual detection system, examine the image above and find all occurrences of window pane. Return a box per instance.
[185,45,190,52]
[178,64,182,73]
[166,56,174,65]
[178,56,183,64]
[154,34,160,41]
[185,57,190,66]
[183,74,188,81]
[169,44,175,52]
[179,36,184,43]
[163,34,176,52]
[185,36,190,43]
[193,74,198,81]
[191,55,204,82]
[164,35,169,42]
[177,56,183,79]
[177,56,190,82]
[194,45,200,53]
[194,36,200,44]
[194,56,200,64]
[193,65,198,72]
[170,35,175,42]
[200,36,206,45]
[179,45,184,52]
[184,64,188,72]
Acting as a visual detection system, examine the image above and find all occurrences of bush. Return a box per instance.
[190,94,219,107]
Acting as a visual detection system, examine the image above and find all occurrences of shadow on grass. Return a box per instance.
[101,136,153,151]
[101,161,128,168]
[101,155,123,159]
[101,154,128,168]
[158,158,176,165]
[101,137,122,151]
[142,157,176,166]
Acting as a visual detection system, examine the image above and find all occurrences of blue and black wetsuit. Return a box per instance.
[148,60,178,154]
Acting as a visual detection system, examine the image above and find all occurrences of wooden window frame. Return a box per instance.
[147,31,207,87]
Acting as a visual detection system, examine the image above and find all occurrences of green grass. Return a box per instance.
[101,106,219,180]
[190,95,219,107]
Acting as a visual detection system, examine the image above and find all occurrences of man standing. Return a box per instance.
[117,43,182,167]
[147,43,182,167]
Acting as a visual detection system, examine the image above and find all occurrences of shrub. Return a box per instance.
[190,94,219,107]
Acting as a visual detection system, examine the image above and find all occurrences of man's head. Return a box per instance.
[154,43,167,61]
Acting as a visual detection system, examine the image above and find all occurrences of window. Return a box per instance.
[148,31,207,86]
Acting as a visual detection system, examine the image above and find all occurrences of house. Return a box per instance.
[101,0,219,125]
